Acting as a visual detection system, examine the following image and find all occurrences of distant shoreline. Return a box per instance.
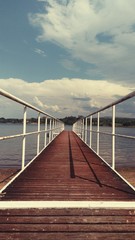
[1,116,135,128]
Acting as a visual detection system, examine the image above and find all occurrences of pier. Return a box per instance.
[0,89,135,239]
[0,130,135,202]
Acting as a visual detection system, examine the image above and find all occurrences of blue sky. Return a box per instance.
[0,0,92,82]
[0,0,135,117]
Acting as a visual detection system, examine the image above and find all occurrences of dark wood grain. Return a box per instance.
[0,131,135,239]
[0,131,135,201]
[0,208,135,239]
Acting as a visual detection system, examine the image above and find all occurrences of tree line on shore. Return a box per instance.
[60,116,135,127]
[1,116,135,127]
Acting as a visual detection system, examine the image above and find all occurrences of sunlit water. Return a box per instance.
[0,124,135,168]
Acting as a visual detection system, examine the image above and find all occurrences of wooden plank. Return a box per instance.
[0,131,135,239]
[0,208,135,239]
[0,131,135,201]
[0,233,134,240]
[0,223,135,232]
[0,208,134,216]
[0,215,135,224]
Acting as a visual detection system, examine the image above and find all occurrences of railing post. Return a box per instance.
[54,119,56,137]
[74,122,76,134]
[49,118,52,143]
[56,120,59,133]
[82,119,85,141]
[89,116,92,148]
[22,106,27,170]
[44,117,47,148]
[57,121,59,133]
[112,105,116,169]
[52,119,55,139]
[37,113,40,155]
[77,121,79,134]
[72,123,75,132]
[85,118,88,144]
[97,112,100,155]
[78,122,80,136]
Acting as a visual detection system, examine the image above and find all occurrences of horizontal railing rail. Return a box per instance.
[0,88,64,170]
[0,89,56,118]
[73,90,135,172]
[85,91,135,117]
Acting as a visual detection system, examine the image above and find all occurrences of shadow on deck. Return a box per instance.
[0,131,135,239]
[0,130,135,201]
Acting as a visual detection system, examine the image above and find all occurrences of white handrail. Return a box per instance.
[0,88,58,119]
[86,90,135,117]
[73,90,135,171]
[0,88,64,170]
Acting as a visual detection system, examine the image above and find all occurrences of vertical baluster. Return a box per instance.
[77,121,79,136]
[90,116,92,148]
[85,118,88,144]
[76,121,79,135]
[49,118,52,143]
[52,119,55,139]
[82,119,84,141]
[37,113,40,155]
[97,112,100,155]
[57,120,59,134]
[54,119,56,138]
[72,123,74,132]
[57,120,59,133]
[44,117,47,148]
[112,105,116,169]
[22,106,27,170]
[78,121,81,136]
[74,122,76,134]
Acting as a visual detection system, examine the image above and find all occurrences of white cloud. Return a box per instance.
[34,48,46,57]
[34,96,44,108]
[0,78,134,118]
[60,59,80,72]
[29,0,135,83]
[33,96,60,112]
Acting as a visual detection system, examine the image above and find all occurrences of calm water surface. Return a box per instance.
[88,126,135,168]
[0,124,135,168]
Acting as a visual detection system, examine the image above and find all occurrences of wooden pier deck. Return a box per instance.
[0,130,135,239]
[1,130,135,201]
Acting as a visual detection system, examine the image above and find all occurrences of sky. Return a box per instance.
[0,0,135,118]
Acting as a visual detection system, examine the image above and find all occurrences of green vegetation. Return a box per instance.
[0,117,45,124]
[0,116,135,127]
[59,116,80,125]
[92,117,135,127]
[0,116,78,125]
[60,116,135,127]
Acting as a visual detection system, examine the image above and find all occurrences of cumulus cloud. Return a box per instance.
[0,78,134,118]
[29,0,135,83]
[33,96,60,112]
[33,96,44,108]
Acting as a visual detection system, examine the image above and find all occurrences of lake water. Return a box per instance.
[87,126,135,168]
[0,124,135,168]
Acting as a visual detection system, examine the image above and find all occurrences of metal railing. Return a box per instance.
[0,89,64,170]
[73,91,135,171]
